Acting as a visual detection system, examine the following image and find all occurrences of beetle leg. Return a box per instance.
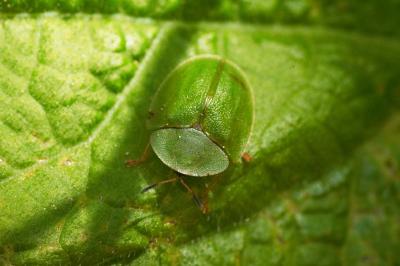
[141,177,177,193]
[125,142,151,167]
[178,176,206,214]
[192,194,204,211]
[241,152,252,163]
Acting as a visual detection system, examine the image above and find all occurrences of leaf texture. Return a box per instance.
[0,2,399,265]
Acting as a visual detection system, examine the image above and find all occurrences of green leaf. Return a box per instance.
[1,1,400,265]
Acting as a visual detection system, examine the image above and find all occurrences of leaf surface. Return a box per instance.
[0,1,400,265]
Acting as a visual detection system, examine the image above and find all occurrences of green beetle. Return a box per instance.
[129,55,254,211]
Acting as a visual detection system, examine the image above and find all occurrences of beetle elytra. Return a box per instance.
[128,55,254,212]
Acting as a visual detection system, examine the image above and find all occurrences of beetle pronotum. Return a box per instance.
[127,55,254,212]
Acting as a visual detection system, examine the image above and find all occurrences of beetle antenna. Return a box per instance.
[141,183,157,193]
[141,177,177,193]
[141,174,206,213]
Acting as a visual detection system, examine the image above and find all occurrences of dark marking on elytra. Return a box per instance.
[198,60,225,125]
